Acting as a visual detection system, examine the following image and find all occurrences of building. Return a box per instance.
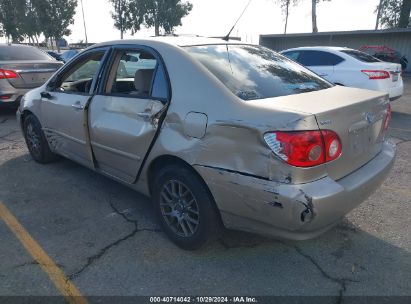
[260,28,411,72]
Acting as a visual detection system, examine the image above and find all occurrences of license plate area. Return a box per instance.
[20,72,52,85]
[391,73,399,82]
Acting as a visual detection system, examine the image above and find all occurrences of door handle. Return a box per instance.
[71,101,84,110]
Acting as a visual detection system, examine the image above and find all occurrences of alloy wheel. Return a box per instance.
[159,180,200,237]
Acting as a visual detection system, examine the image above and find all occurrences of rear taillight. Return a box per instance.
[384,104,392,131]
[0,69,18,79]
[361,70,390,80]
[264,130,342,168]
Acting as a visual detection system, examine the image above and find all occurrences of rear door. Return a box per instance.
[88,46,169,183]
[41,48,110,167]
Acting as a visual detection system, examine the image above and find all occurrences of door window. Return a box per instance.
[105,49,169,101]
[299,51,344,66]
[55,51,105,94]
[107,50,157,97]
[282,51,300,61]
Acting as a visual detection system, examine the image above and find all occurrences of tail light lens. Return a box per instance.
[0,69,18,79]
[264,130,342,168]
[361,70,390,80]
[383,104,392,131]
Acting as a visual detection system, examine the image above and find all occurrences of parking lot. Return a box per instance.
[0,78,410,302]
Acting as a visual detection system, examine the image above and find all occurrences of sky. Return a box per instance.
[67,0,381,44]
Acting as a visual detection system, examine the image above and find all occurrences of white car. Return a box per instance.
[281,46,403,101]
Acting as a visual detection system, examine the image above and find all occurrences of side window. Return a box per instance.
[56,51,105,94]
[283,51,300,62]
[327,53,344,66]
[107,50,158,97]
[299,51,344,66]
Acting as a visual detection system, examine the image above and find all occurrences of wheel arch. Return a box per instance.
[20,109,36,130]
[146,154,224,225]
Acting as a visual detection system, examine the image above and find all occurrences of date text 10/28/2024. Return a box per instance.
[150,297,258,303]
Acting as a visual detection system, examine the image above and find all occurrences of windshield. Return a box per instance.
[341,50,381,63]
[0,45,52,61]
[185,44,332,100]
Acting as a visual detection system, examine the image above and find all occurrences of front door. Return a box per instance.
[89,47,169,183]
[41,49,108,167]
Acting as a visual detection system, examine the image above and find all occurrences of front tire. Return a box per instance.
[23,114,58,164]
[152,165,221,250]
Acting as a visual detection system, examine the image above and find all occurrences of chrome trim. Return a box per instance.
[15,69,58,73]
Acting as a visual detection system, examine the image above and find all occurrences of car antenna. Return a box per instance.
[223,0,253,41]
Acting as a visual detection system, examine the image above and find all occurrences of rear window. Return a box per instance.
[341,50,381,63]
[185,45,332,100]
[0,45,52,61]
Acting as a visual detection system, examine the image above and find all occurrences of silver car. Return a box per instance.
[17,37,395,249]
[0,44,63,107]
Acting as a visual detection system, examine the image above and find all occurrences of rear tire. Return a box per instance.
[152,164,221,250]
[23,114,58,164]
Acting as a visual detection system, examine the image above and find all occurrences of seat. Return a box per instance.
[133,69,154,96]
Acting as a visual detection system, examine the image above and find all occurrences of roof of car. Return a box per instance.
[281,46,354,52]
[0,43,37,49]
[92,36,246,49]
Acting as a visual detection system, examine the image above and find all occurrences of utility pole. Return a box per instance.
[80,0,89,44]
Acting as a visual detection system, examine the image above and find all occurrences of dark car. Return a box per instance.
[0,44,63,107]
[60,49,82,63]
[46,51,63,62]
[359,45,408,71]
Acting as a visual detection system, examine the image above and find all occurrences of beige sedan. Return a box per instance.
[17,37,395,249]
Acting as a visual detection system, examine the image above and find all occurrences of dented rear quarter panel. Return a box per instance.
[136,41,327,196]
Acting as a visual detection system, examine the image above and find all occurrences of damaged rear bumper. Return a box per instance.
[194,141,395,240]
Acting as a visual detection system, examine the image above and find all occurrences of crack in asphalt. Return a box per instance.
[0,131,19,142]
[281,242,359,304]
[67,196,161,280]
[0,118,8,124]
[217,236,359,303]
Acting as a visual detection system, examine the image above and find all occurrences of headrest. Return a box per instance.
[134,69,154,95]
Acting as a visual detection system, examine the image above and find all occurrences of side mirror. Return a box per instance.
[40,91,52,99]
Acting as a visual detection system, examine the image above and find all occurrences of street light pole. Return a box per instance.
[80,0,88,44]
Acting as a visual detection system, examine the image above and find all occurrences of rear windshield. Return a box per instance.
[0,45,52,61]
[341,50,381,63]
[185,44,332,100]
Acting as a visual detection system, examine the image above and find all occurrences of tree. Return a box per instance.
[109,0,132,39]
[278,0,299,34]
[23,0,42,45]
[375,0,402,29]
[0,0,27,42]
[128,0,193,36]
[399,0,411,28]
[311,0,331,33]
[32,0,77,51]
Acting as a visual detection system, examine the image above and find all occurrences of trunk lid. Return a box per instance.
[261,86,390,180]
[0,60,62,89]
